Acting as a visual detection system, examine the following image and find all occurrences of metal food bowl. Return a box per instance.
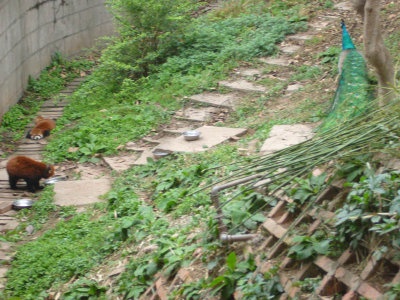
[12,198,34,210]
[183,130,201,141]
[43,176,69,185]
[152,151,170,159]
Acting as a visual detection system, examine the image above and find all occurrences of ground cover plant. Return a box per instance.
[43,0,306,163]
[0,53,93,153]
[4,0,400,298]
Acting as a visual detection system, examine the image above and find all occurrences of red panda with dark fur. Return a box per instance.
[6,156,55,192]
[26,116,56,140]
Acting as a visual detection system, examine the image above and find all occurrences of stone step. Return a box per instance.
[334,1,352,10]
[41,100,69,108]
[259,57,291,67]
[38,107,64,113]
[163,127,194,134]
[173,107,219,122]
[189,92,238,109]
[16,144,45,150]
[259,124,314,154]
[219,79,267,93]
[133,149,156,165]
[155,126,247,154]
[103,153,142,172]
[54,178,111,206]
[280,45,301,55]
[287,33,314,41]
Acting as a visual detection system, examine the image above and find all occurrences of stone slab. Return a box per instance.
[155,126,247,153]
[335,2,352,10]
[189,92,238,108]
[280,45,301,54]
[260,124,314,154]
[163,127,194,134]
[54,179,111,206]
[259,57,290,67]
[103,154,140,172]
[310,21,330,31]
[0,201,12,214]
[237,69,262,77]
[16,144,44,150]
[219,79,266,93]
[0,219,19,232]
[0,267,8,278]
[0,169,8,181]
[134,149,156,165]
[286,84,303,92]
[288,34,313,41]
[0,252,11,263]
[125,142,146,152]
[174,107,218,122]
[0,242,11,251]
[143,136,175,144]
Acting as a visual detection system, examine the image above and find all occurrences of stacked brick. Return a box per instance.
[253,184,400,299]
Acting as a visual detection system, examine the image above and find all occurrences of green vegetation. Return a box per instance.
[3,0,400,299]
[335,166,400,251]
[44,1,305,163]
[0,53,93,148]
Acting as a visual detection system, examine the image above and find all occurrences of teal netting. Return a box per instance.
[319,22,373,131]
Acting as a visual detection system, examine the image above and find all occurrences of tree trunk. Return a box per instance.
[353,0,395,104]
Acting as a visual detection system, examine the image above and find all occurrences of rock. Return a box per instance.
[143,245,159,254]
[26,225,34,235]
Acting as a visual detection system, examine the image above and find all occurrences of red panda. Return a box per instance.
[26,116,56,140]
[6,156,55,192]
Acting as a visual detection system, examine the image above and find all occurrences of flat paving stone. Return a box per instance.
[219,79,266,93]
[0,201,12,214]
[17,144,44,150]
[125,142,147,152]
[335,2,352,10]
[0,242,11,251]
[237,69,262,77]
[310,21,330,31]
[260,124,314,154]
[0,169,8,181]
[0,252,11,263]
[189,92,238,109]
[174,107,219,122]
[281,45,301,54]
[134,149,156,165]
[155,126,247,153]
[143,136,176,144]
[103,153,141,172]
[259,57,290,67]
[288,34,314,41]
[0,267,8,278]
[286,84,303,92]
[163,127,195,134]
[0,219,19,232]
[54,179,111,206]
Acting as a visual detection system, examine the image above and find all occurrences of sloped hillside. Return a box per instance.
[1,0,400,299]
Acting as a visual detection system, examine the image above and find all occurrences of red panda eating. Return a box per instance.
[6,156,55,192]
[26,116,56,140]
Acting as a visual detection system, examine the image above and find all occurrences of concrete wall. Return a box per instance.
[0,0,114,118]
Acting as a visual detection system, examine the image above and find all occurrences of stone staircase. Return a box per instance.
[0,76,86,289]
